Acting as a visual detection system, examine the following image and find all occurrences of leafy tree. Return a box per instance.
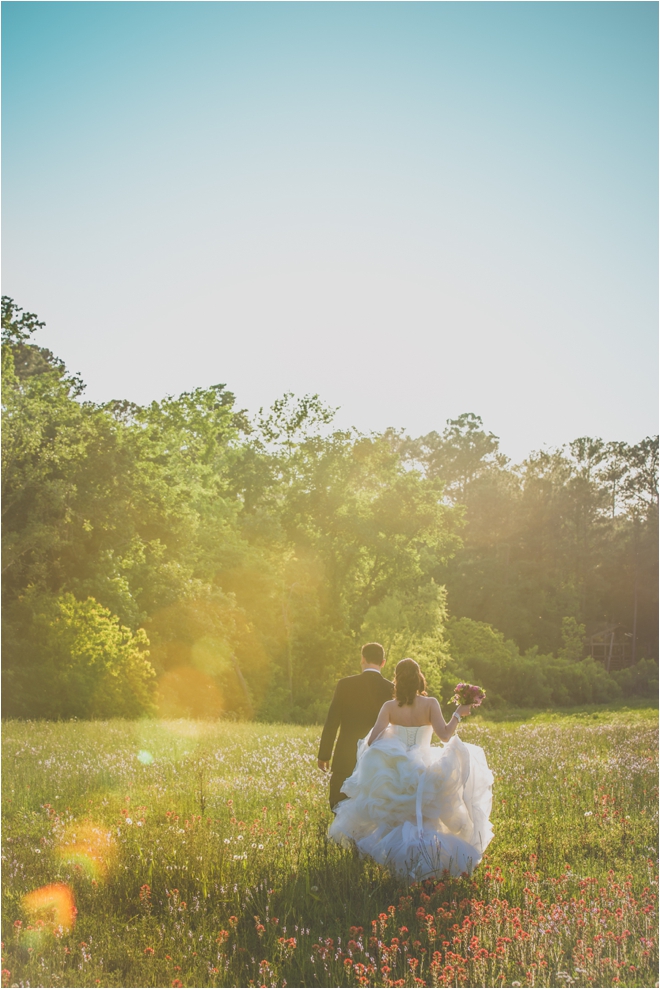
[361,581,451,698]
[406,412,502,502]
[253,426,462,720]
[558,617,586,662]
[2,298,657,720]
[256,392,337,457]
[2,592,155,718]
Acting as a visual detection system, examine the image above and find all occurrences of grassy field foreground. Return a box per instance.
[1,710,658,988]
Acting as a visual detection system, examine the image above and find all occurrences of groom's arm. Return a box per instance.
[317,683,342,769]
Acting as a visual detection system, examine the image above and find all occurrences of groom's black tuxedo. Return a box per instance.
[318,670,394,810]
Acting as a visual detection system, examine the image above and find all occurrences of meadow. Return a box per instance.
[1,708,657,989]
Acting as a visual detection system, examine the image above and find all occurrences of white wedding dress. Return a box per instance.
[328,724,493,881]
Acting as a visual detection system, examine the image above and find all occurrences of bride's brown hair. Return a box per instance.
[394,659,427,706]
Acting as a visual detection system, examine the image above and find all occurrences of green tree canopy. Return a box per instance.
[2,297,657,719]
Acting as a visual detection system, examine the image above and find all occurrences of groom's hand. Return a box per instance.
[317,760,330,772]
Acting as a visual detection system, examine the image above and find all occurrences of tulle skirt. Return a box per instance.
[328,726,494,881]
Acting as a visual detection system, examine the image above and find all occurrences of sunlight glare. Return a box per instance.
[55,822,117,880]
[21,883,77,934]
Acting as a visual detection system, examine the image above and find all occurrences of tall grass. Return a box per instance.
[2,709,657,988]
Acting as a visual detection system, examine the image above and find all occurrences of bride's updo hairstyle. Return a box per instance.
[394,659,427,706]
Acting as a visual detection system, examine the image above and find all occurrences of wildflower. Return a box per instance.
[144,947,155,955]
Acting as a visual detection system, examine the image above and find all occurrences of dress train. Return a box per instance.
[328,724,493,881]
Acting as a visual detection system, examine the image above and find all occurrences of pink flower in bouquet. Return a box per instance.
[452,682,486,707]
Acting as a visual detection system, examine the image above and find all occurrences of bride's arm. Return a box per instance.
[368,702,392,745]
[429,697,471,742]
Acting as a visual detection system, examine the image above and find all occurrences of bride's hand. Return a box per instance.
[457,704,473,718]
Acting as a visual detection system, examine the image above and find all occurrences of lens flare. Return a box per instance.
[21,884,76,933]
[157,665,224,718]
[55,822,117,880]
[137,749,154,765]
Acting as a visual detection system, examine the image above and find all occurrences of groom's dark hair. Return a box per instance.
[361,642,385,665]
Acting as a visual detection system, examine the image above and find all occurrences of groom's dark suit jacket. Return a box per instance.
[318,670,394,810]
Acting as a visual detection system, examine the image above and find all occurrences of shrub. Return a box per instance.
[2,592,155,718]
[444,616,621,710]
[612,658,659,698]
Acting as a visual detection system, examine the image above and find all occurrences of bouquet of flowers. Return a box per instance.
[452,682,486,707]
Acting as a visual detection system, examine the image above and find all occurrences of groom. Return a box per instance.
[317,642,394,811]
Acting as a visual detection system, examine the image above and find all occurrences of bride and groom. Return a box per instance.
[317,642,493,881]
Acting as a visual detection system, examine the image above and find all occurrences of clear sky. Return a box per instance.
[3,1,658,460]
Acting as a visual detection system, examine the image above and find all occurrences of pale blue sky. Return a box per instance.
[3,2,657,459]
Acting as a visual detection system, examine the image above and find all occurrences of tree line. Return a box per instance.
[2,298,657,720]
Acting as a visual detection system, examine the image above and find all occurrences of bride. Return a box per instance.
[328,658,493,881]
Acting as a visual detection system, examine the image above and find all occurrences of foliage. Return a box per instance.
[1,297,658,719]
[2,592,155,719]
[1,712,657,987]
[558,616,586,662]
[612,659,659,699]
[444,617,630,709]
[363,582,450,699]
[411,416,658,660]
